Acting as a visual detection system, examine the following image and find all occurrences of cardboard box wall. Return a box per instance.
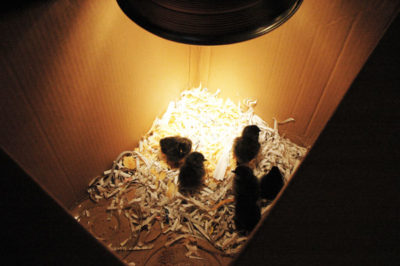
[235,16,400,264]
[2,14,399,264]
[1,0,398,212]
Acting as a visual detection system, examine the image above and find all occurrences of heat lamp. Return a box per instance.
[116,0,303,45]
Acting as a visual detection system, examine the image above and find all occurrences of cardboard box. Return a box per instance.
[1,0,399,264]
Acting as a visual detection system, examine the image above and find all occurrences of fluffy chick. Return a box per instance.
[233,125,261,165]
[160,136,192,167]
[233,165,260,201]
[178,152,206,192]
[233,165,261,234]
[260,166,284,201]
[234,201,261,235]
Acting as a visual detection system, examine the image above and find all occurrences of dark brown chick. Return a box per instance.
[233,165,260,201]
[260,166,284,201]
[233,125,261,165]
[233,165,261,235]
[178,152,206,192]
[160,136,192,167]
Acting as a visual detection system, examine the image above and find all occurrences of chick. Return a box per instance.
[260,166,284,201]
[233,165,261,234]
[233,125,261,165]
[160,136,192,167]
[234,201,261,235]
[233,165,260,201]
[178,152,206,192]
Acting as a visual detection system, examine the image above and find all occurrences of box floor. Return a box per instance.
[71,198,233,266]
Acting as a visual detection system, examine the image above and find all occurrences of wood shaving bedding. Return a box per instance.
[87,87,307,257]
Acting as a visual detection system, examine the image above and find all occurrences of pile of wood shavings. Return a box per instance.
[87,87,307,257]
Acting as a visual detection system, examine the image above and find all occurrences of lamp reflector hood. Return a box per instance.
[117,0,303,45]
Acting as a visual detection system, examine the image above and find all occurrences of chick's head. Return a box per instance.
[242,125,260,140]
[233,165,254,177]
[186,152,206,167]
